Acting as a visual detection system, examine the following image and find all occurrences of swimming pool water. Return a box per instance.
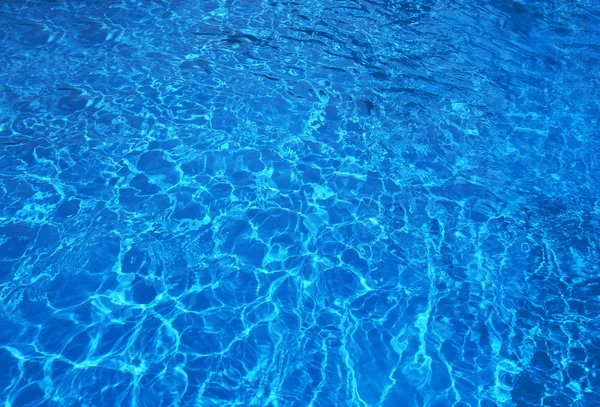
[1,1,600,406]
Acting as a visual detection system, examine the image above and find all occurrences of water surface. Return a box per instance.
[1,1,600,406]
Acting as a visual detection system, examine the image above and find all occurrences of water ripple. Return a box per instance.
[1,0,600,406]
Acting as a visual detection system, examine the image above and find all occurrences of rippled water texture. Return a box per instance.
[1,1,600,406]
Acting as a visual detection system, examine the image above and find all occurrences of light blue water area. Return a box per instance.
[1,1,600,406]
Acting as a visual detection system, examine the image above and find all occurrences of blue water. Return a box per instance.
[1,1,599,406]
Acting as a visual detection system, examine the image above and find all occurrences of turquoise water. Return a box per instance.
[1,1,600,406]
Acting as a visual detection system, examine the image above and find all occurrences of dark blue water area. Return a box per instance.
[1,0,600,406]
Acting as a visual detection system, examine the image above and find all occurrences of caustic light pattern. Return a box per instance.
[1,1,600,406]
